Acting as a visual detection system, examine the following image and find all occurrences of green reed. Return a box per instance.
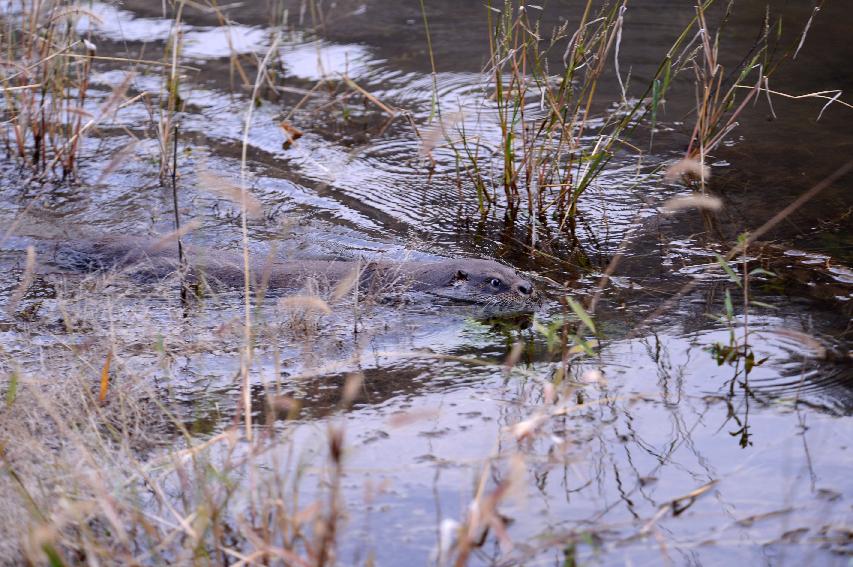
[447,0,810,237]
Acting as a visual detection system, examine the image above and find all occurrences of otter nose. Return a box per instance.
[516,282,533,296]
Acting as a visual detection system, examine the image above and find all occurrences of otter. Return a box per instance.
[46,237,540,312]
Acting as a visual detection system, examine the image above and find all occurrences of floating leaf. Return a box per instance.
[280,121,303,149]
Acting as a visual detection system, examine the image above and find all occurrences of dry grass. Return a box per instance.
[0,295,174,562]
[0,263,363,565]
[1,0,96,178]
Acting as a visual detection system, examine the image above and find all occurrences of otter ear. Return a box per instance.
[454,269,468,281]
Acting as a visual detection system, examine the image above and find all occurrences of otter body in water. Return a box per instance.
[48,237,540,312]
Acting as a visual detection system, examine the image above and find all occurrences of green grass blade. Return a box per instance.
[567,297,597,334]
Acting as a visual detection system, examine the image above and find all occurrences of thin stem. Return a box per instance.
[239,32,283,440]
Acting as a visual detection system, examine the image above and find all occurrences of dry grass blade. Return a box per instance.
[145,431,239,473]
[735,85,853,118]
[5,246,36,316]
[98,351,113,404]
[793,4,820,60]
[51,5,103,24]
[0,83,41,92]
[640,480,718,534]
[61,53,201,71]
[342,77,398,116]
[196,168,264,218]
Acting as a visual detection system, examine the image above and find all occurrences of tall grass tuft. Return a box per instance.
[446,0,824,237]
[1,0,96,179]
[446,0,662,235]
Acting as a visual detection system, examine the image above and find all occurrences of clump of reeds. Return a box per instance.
[435,0,642,234]
[1,0,99,179]
[438,1,829,237]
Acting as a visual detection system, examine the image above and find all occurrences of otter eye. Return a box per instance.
[489,278,502,288]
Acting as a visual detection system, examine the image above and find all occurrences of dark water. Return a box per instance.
[1,0,851,564]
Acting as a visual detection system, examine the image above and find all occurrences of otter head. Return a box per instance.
[433,259,539,312]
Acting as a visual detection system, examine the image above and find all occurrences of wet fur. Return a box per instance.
[47,238,540,311]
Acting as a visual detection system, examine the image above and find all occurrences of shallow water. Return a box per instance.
[1,0,851,564]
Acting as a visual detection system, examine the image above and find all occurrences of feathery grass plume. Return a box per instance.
[762,328,829,359]
[508,412,547,441]
[278,295,333,315]
[340,372,363,407]
[661,193,723,212]
[663,157,712,183]
[418,110,466,159]
[150,219,202,252]
[580,369,606,384]
[196,168,264,219]
[387,407,441,428]
[331,263,361,301]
